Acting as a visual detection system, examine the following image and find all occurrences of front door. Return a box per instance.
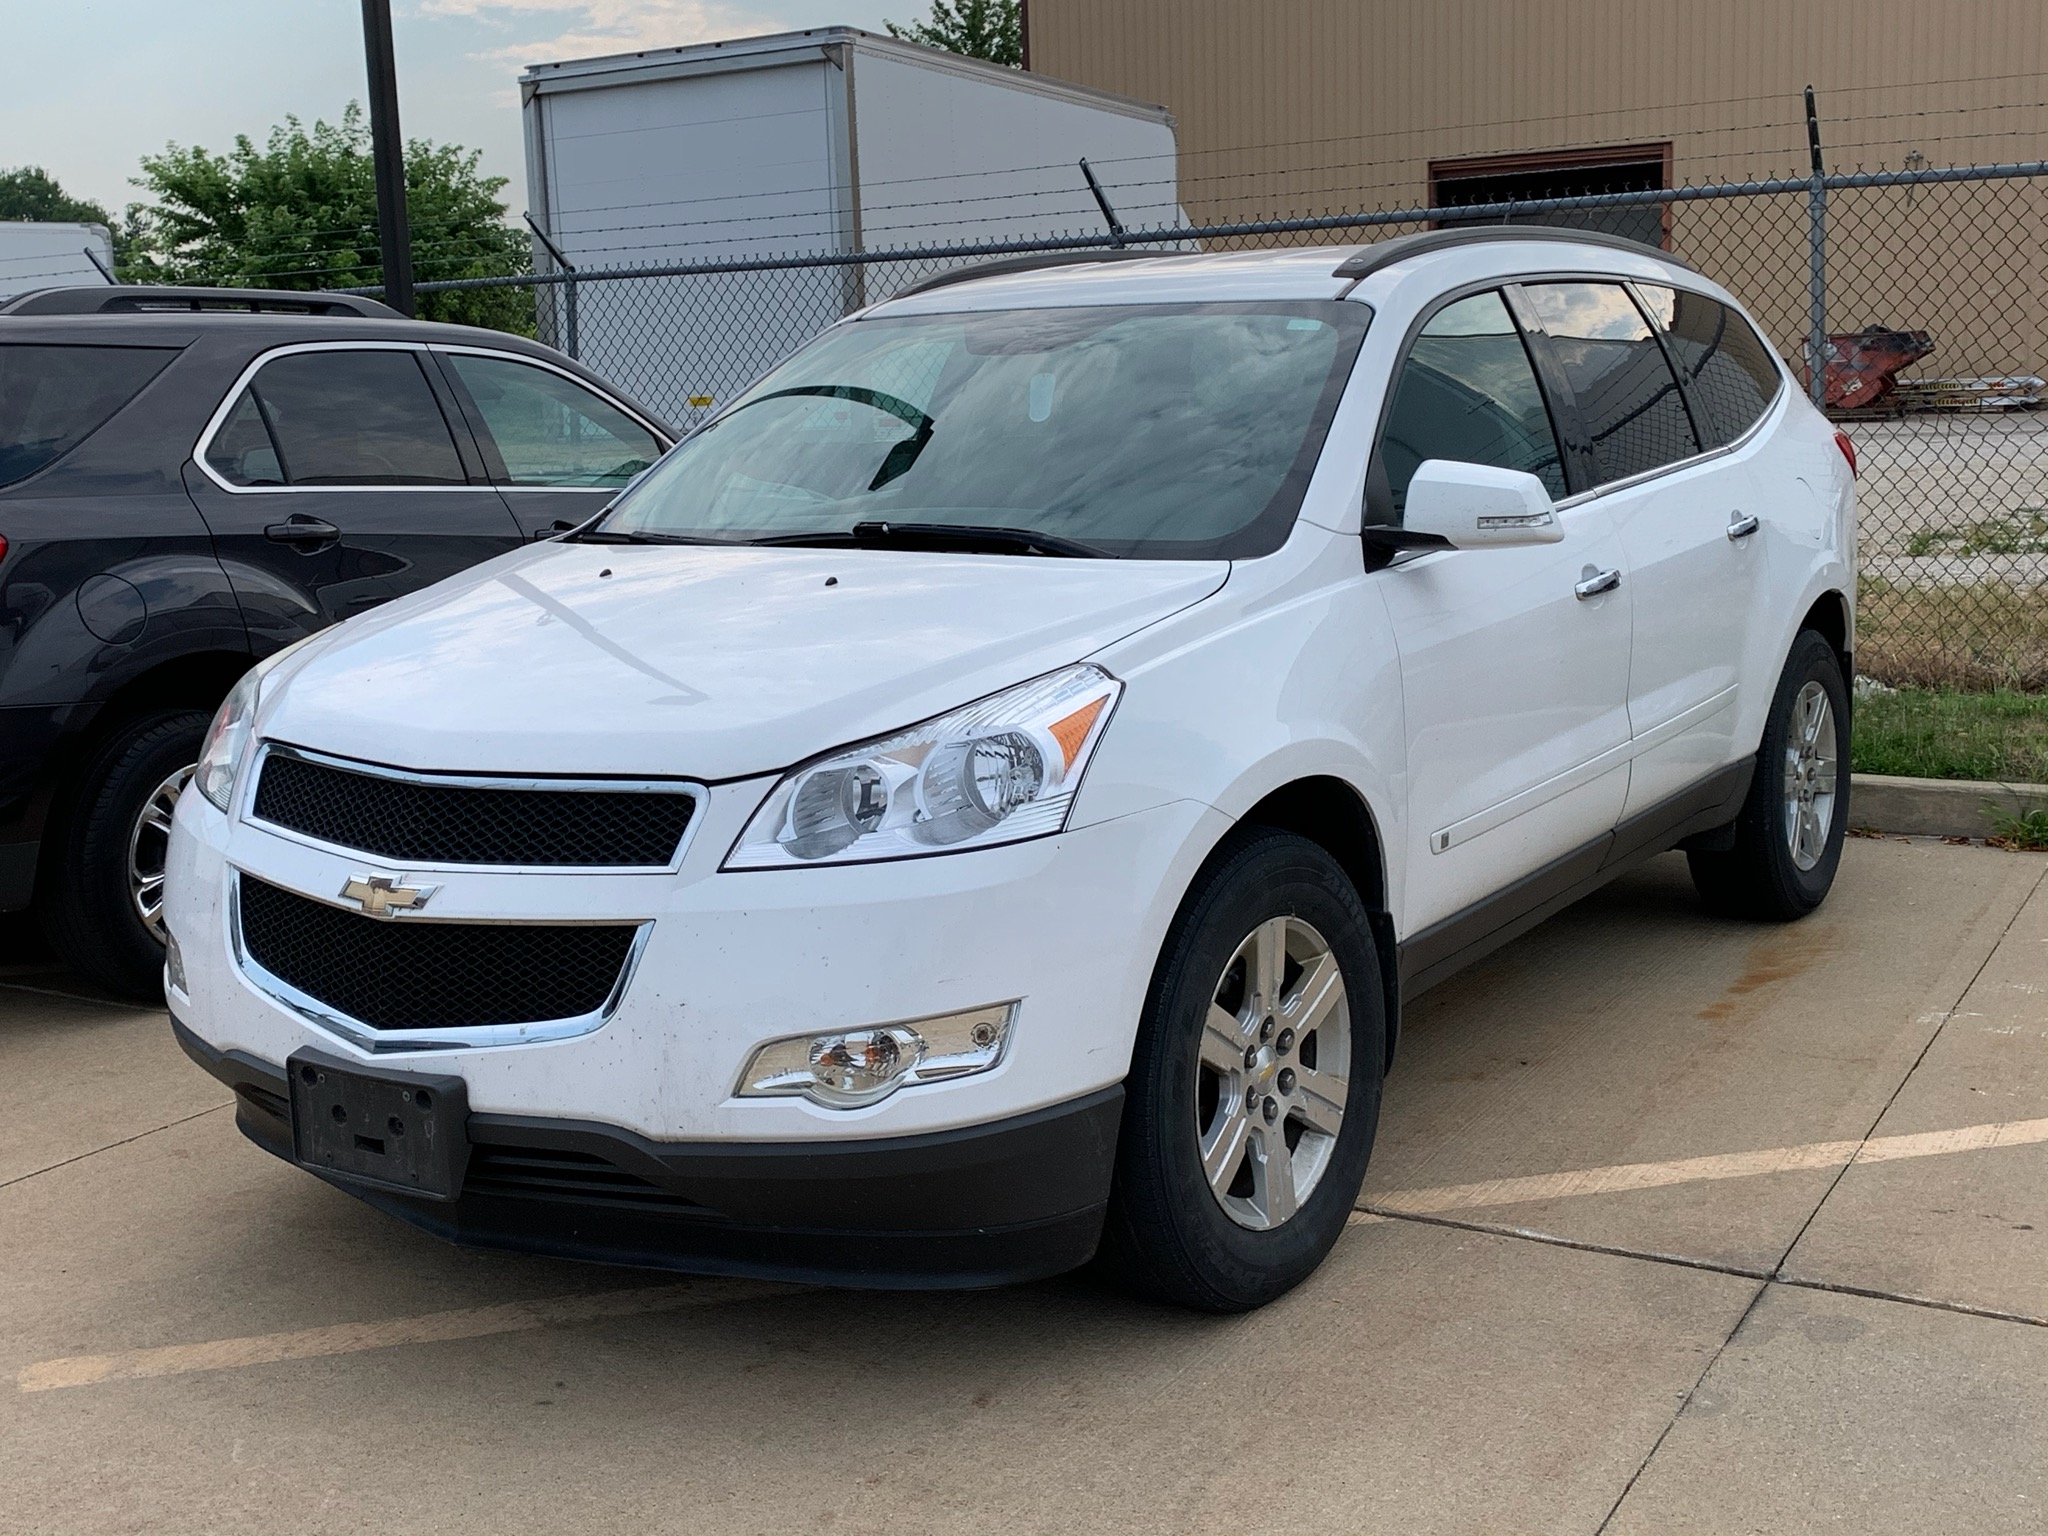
[186,343,525,654]
[1371,289,1635,947]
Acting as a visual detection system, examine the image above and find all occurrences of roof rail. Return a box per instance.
[889,249,1172,300]
[0,285,402,318]
[1332,226,1696,282]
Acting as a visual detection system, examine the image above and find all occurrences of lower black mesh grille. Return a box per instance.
[238,875,637,1032]
[253,751,696,867]
[465,1144,711,1214]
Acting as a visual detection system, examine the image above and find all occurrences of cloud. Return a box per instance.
[422,0,783,67]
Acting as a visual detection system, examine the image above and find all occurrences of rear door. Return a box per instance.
[1516,281,1761,816]
[429,348,668,541]
[185,342,525,653]
[1371,288,1635,950]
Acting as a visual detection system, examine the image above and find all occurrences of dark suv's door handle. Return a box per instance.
[264,515,341,546]
[1575,566,1622,600]
[1727,512,1761,540]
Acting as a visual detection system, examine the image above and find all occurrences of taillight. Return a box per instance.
[1833,429,1858,479]
[0,532,8,566]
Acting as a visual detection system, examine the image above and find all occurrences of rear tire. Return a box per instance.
[38,710,209,1003]
[1099,830,1385,1312]
[1688,629,1848,922]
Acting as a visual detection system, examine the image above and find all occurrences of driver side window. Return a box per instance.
[1377,290,1567,518]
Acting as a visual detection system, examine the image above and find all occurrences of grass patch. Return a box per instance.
[1987,806,2048,850]
[1902,508,2048,557]
[1851,686,2048,782]
[1857,576,2048,690]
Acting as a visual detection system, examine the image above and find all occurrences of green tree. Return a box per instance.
[127,104,532,333]
[0,166,115,226]
[884,0,1022,67]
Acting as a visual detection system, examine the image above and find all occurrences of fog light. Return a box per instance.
[738,1002,1016,1109]
[163,929,188,997]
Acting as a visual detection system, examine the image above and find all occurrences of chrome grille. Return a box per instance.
[236,874,637,1034]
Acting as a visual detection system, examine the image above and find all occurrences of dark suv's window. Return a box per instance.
[1378,290,1567,515]
[207,348,465,487]
[441,353,660,487]
[0,344,178,487]
[1519,282,1699,485]
[1636,285,1783,447]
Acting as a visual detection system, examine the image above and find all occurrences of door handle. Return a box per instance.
[1727,512,1761,541]
[264,515,341,546]
[1575,566,1622,600]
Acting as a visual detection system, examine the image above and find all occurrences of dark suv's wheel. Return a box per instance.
[1688,628,1849,921]
[39,709,209,1002]
[1099,829,1386,1312]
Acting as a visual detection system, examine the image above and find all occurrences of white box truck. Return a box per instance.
[0,223,116,303]
[519,27,1180,422]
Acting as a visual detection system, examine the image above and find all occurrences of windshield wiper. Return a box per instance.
[751,521,1113,559]
[565,527,734,546]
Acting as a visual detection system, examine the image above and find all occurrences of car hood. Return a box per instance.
[259,542,1229,780]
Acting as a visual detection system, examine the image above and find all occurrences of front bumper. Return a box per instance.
[175,1014,1123,1288]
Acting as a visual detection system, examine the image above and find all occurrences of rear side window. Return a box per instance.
[1378,290,1567,515]
[442,352,660,487]
[207,349,465,487]
[1519,282,1699,485]
[0,344,177,486]
[1637,285,1783,447]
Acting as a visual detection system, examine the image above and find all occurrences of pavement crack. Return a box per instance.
[1592,1276,1773,1535]
[1762,859,2048,1283]
[0,1103,230,1193]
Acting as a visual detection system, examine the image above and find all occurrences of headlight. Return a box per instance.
[724,664,1121,869]
[195,668,260,813]
[193,635,322,815]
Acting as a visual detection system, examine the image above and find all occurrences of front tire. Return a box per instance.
[1688,628,1848,921]
[1100,830,1385,1312]
[38,710,209,1002]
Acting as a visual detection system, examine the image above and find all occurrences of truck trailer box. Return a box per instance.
[0,223,116,303]
[519,27,1180,421]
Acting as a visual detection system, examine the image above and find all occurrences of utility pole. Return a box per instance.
[361,0,415,316]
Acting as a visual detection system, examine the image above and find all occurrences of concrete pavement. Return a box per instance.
[2,836,2044,1533]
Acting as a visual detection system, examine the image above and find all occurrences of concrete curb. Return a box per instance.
[1851,773,2048,839]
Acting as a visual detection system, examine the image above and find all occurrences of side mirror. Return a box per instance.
[1401,460,1563,549]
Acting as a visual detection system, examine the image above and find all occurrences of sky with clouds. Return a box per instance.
[5,0,904,217]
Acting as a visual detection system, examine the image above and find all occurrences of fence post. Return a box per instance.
[523,211,581,361]
[1805,85,1829,406]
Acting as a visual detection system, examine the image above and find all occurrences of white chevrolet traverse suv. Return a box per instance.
[165,230,1856,1310]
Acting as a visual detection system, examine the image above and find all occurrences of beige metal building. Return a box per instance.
[1024,1,2048,377]
[1025,0,2048,225]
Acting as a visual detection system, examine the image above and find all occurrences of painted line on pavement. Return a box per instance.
[1368,1115,2048,1216]
[18,1279,796,1394]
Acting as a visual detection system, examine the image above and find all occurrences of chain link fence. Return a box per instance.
[362,161,2048,691]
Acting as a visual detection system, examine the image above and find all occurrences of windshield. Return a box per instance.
[601,301,1370,559]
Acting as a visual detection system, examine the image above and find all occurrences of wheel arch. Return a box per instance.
[1799,588,1853,682]
[1232,775,1403,1071]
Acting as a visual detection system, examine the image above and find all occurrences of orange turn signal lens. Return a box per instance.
[1049,696,1108,769]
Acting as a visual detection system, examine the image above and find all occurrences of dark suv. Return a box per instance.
[0,286,673,998]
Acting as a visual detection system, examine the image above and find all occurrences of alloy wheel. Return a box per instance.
[127,764,194,944]
[1195,914,1351,1230]
[1782,680,1839,872]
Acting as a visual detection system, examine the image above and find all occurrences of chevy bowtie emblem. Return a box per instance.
[339,874,438,919]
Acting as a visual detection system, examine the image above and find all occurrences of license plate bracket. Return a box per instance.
[288,1050,470,1201]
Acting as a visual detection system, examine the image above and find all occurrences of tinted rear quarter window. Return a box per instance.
[1520,282,1699,485]
[0,344,178,486]
[1639,285,1783,447]
[232,349,465,486]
